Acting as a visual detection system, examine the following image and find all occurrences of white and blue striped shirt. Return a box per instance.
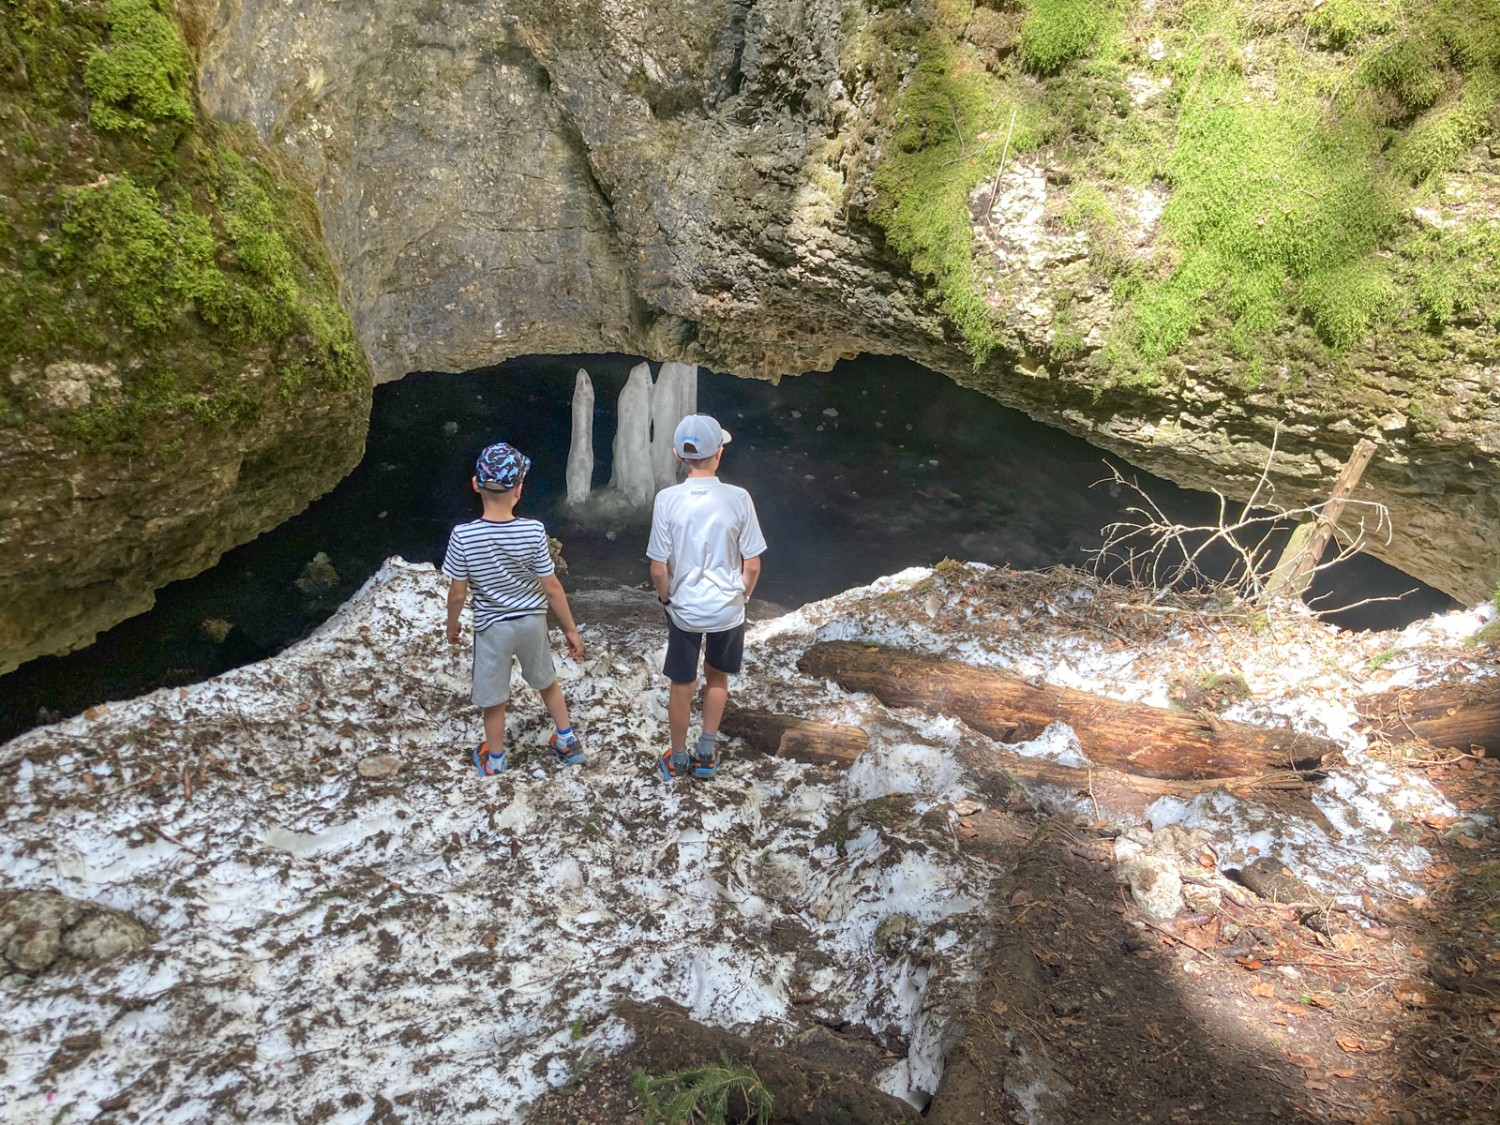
[441,517,554,630]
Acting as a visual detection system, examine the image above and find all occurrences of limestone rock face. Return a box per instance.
[0,3,373,673]
[0,891,153,975]
[197,0,944,385]
[193,1,1500,603]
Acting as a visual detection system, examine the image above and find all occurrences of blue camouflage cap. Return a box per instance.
[475,442,531,491]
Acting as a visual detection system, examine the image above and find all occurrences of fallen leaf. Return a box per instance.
[1235,955,1263,971]
[1251,981,1276,998]
[1330,1068,1357,1079]
[1287,1052,1319,1069]
[990,1000,1008,1016]
[1306,994,1335,1009]
[957,827,979,840]
[480,933,499,947]
[1336,1036,1364,1053]
[958,817,974,829]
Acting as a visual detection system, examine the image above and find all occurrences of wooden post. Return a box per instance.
[1263,438,1378,603]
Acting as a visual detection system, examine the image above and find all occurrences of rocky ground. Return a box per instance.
[1,559,1497,1123]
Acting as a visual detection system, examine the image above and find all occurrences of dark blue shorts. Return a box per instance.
[663,613,745,683]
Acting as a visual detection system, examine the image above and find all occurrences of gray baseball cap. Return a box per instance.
[672,414,733,459]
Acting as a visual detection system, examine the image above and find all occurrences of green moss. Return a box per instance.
[861,1,1040,365]
[1392,75,1498,182]
[0,0,370,453]
[54,175,217,332]
[1020,0,1119,76]
[1407,219,1500,326]
[83,0,196,139]
[1306,0,1399,48]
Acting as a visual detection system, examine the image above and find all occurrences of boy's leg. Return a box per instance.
[538,680,571,730]
[471,623,513,775]
[700,665,730,737]
[539,680,585,765]
[513,616,582,764]
[482,703,508,757]
[472,702,508,775]
[660,616,704,777]
[694,625,745,777]
[668,679,696,756]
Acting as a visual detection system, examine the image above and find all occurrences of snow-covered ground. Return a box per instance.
[1,558,1490,1121]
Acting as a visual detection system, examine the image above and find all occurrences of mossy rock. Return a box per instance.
[0,0,372,671]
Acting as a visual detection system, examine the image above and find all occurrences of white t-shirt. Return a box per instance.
[646,476,767,632]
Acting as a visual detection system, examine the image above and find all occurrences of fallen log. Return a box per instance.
[720,705,868,767]
[724,705,1313,816]
[1356,680,1500,755]
[797,642,1338,781]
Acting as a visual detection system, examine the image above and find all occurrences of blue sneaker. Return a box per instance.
[550,731,585,766]
[692,740,717,780]
[658,750,687,781]
[472,742,506,777]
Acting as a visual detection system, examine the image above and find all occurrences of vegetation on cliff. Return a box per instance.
[856,0,1500,386]
[0,0,369,454]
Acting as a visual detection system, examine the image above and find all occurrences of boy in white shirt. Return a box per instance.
[646,414,767,779]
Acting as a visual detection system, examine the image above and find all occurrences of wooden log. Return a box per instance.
[722,704,1311,816]
[797,642,1337,780]
[1263,438,1378,603]
[720,705,868,767]
[1356,680,1500,754]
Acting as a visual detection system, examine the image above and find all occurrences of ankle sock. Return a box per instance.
[695,732,717,756]
[555,725,574,744]
[486,749,506,767]
[671,747,689,765]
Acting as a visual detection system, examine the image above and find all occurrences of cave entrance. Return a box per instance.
[0,353,1454,742]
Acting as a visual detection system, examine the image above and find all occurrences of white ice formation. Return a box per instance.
[609,362,656,506]
[651,361,698,490]
[565,368,595,507]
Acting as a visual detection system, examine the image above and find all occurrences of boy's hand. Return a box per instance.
[564,628,585,660]
[447,621,462,645]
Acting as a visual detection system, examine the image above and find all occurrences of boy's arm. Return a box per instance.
[649,559,671,603]
[539,573,585,659]
[446,579,468,644]
[741,554,762,600]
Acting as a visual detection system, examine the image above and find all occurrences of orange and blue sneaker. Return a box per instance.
[658,750,687,781]
[472,741,506,777]
[692,738,718,780]
[550,731,585,766]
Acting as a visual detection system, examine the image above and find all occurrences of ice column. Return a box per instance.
[651,361,699,490]
[610,362,655,506]
[565,368,594,507]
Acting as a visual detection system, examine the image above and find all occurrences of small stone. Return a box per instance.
[357,754,402,780]
[874,913,918,958]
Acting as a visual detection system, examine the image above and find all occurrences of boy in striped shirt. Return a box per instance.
[443,442,586,775]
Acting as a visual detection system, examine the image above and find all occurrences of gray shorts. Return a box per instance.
[472,614,556,707]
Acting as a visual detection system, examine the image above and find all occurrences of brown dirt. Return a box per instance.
[526,745,1499,1124]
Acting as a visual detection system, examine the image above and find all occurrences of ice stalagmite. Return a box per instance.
[651,361,699,490]
[565,368,594,507]
[610,362,655,506]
